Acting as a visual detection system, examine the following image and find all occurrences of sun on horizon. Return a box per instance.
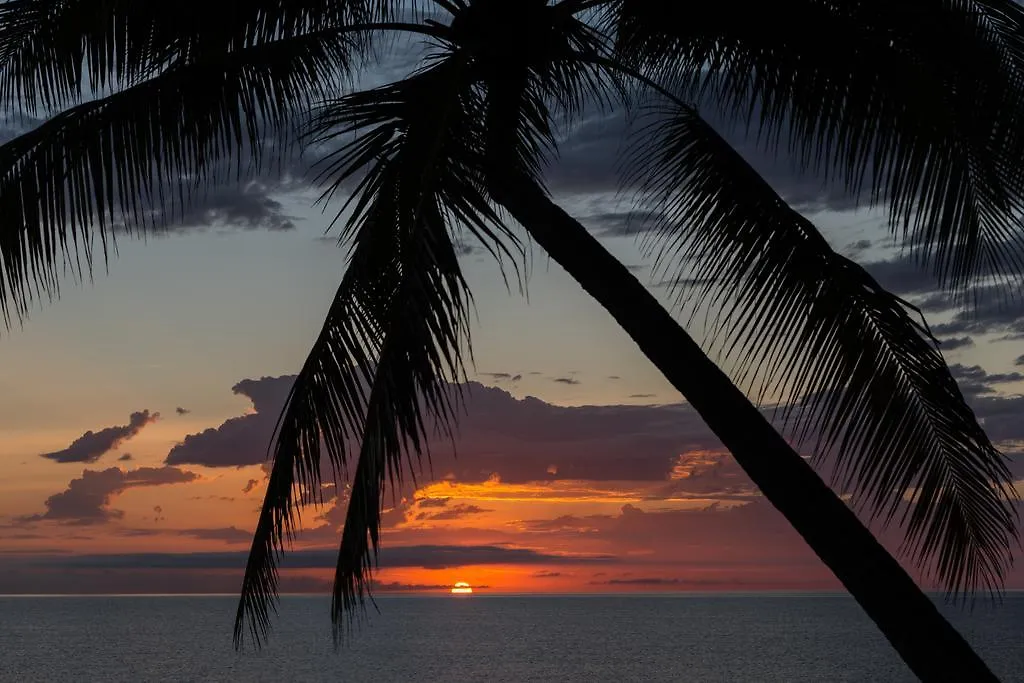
[450,582,473,595]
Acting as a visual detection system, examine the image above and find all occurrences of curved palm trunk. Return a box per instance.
[491,176,997,682]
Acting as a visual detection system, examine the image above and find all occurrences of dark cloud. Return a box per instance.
[178,526,252,544]
[415,503,492,521]
[165,377,724,484]
[629,394,656,399]
[40,410,159,464]
[547,108,865,213]
[949,364,1024,398]
[483,372,512,380]
[1016,355,1024,367]
[599,577,684,586]
[171,181,298,232]
[552,377,580,385]
[584,210,664,238]
[932,294,1024,338]
[416,497,450,508]
[531,571,564,578]
[24,544,612,571]
[175,407,191,416]
[372,581,487,592]
[117,453,134,462]
[938,336,974,351]
[21,466,198,525]
[165,376,294,468]
[163,369,1022,499]
[242,479,260,494]
[861,255,943,296]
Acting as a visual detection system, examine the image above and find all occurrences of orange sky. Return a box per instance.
[2,369,1022,597]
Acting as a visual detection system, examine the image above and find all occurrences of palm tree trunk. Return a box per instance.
[490,175,998,682]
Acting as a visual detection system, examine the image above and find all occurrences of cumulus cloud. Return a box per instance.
[165,376,724,484]
[22,466,198,525]
[40,410,159,464]
[165,376,294,467]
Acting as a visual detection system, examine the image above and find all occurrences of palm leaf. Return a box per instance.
[624,100,1017,596]
[610,0,1024,292]
[0,24,360,325]
[235,57,518,647]
[0,0,402,112]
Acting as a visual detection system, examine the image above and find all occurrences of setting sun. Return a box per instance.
[451,582,473,595]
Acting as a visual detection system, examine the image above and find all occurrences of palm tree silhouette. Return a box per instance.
[1,1,1021,680]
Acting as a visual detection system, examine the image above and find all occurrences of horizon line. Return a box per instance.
[3,589,1022,598]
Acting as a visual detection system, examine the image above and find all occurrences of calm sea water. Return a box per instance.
[1,594,1022,682]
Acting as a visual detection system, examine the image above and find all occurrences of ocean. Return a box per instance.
[1,594,1022,681]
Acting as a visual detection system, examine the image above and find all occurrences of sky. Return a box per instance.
[2,36,1024,599]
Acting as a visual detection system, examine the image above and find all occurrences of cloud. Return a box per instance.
[938,336,974,351]
[585,210,664,238]
[372,581,481,592]
[242,479,260,494]
[165,376,295,467]
[414,503,492,521]
[117,453,134,462]
[165,377,723,485]
[175,407,191,415]
[861,255,943,296]
[1016,355,1024,367]
[483,372,513,380]
[171,181,298,232]
[932,294,1024,338]
[846,239,873,254]
[552,377,580,385]
[598,577,685,586]
[40,410,159,464]
[26,544,612,571]
[949,364,1024,398]
[547,108,867,213]
[416,497,450,508]
[22,466,199,525]
[178,526,252,544]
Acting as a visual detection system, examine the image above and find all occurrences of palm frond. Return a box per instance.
[233,206,392,649]
[0,0,401,112]
[428,0,620,184]
[611,0,1024,292]
[625,101,1018,596]
[0,25,359,326]
[235,58,517,647]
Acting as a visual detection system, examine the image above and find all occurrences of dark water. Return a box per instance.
[1,594,1022,682]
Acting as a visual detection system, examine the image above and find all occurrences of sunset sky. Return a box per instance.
[2,47,1024,597]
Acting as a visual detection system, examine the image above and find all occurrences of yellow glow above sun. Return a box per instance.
[451,581,473,595]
